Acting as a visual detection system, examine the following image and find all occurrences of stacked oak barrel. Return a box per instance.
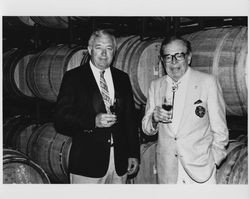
[3,148,51,184]
[3,26,248,184]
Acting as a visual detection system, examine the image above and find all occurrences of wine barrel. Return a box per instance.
[3,48,36,101]
[112,36,141,107]
[26,44,87,102]
[3,115,41,154]
[18,17,35,26]
[4,17,91,30]
[183,26,248,116]
[31,17,69,29]
[217,137,248,184]
[3,149,50,184]
[27,123,72,183]
[3,17,35,30]
[113,36,165,107]
[3,115,23,147]
[132,142,158,184]
[128,38,164,106]
[3,148,30,159]
[31,17,89,29]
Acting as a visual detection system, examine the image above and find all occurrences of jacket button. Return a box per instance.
[175,154,178,157]
[174,137,177,141]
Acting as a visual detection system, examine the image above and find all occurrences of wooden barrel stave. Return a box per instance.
[27,123,72,183]
[3,148,30,159]
[217,145,244,183]
[3,115,22,147]
[27,124,59,182]
[113,36,140,71]
[113,36,165,107]
[183,27,248,116]
[3,49,35,101]
[3,115,31,149]
[129,38,164,105]
[26,51,43,98]
[228,147,248,184]
[216,137,248,184]
[122,37,144,106]
[49,46,86,97]
[3,149,50,184]
[18,17,35,26]
[132,142,158,184]
[113,36,141,107]
[32,45,66,100]
[31,17,68,29]
[26,44,86,102]
[4,17,35,30]
[14,124,41,154]
[3,115,41,155]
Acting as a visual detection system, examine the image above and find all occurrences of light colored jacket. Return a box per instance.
[142,67,229,183]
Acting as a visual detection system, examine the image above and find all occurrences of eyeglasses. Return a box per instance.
[162,52,187,63]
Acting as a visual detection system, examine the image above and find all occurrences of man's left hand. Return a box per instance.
[127,158,139,175]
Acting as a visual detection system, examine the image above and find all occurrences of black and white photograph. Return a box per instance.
[1,0,249,199]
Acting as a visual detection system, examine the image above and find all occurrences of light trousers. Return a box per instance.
[70,147,127,184]
[177,159,216,184]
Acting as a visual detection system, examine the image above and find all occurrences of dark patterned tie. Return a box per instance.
[100,70,111,113]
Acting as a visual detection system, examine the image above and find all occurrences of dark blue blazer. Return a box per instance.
[54,63,140,177]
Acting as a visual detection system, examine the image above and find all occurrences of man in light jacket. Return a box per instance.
[142,35,229,184]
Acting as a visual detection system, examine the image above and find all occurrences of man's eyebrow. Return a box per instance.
[163,52,184,55]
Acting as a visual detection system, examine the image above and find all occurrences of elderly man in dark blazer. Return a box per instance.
[54,29,140,184]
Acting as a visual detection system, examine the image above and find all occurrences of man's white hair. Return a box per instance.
[88,29,117,51]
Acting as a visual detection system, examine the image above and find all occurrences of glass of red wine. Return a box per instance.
[162,97,173,122]
[109,98,117,115]
[109,98,118,123]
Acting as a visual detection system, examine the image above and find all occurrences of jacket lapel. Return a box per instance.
[177,68,200,135]
[110,67,120,100]
[84,64,106,114]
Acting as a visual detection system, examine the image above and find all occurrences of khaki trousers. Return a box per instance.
[70,147,127,184]
[177,159,216,184]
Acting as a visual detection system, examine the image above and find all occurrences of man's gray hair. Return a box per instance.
[88,29,117,51]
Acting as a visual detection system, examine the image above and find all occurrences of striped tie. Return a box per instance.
[100,70,111,113]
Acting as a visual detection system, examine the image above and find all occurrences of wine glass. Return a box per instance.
[162,97,173,122]
[110,98,118,123]
[109,98,117,115]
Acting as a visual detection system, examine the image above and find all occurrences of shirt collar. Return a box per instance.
[89,60,111,75]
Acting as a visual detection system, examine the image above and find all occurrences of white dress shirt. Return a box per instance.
[89,61,115,103]
[166,67,190,134]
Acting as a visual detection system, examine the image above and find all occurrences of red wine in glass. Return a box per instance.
[162,104,173,111]
[110,104,116,114]
[162,97,173,121]
[110,98,117,115]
